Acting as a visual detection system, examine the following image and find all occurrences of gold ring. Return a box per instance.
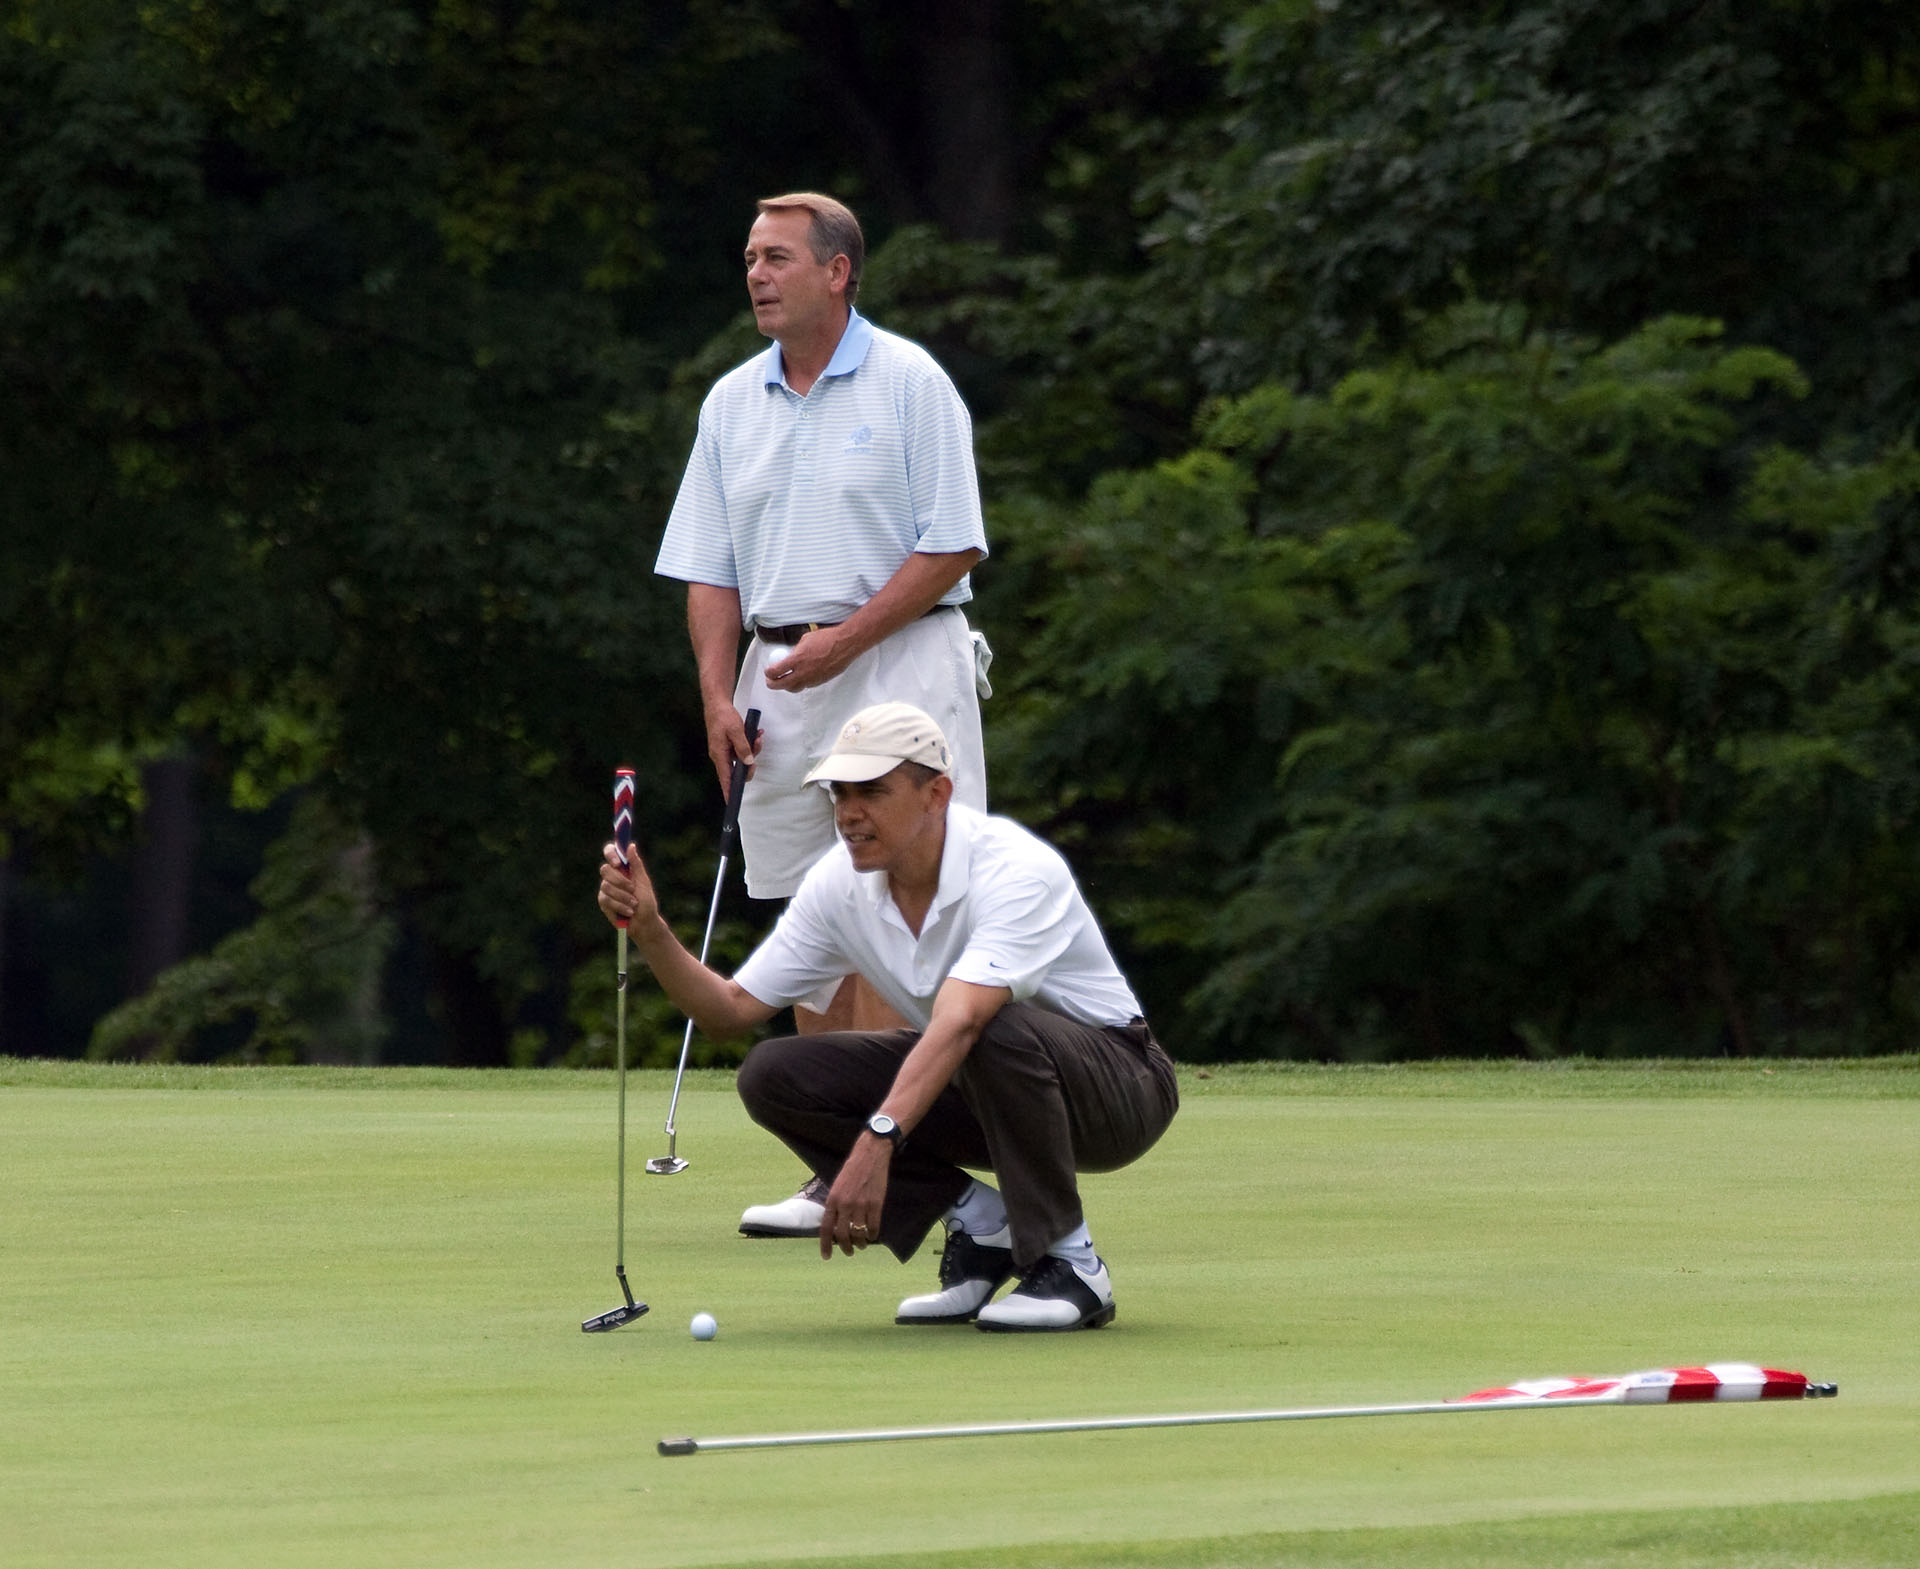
[851,1223,868,1232]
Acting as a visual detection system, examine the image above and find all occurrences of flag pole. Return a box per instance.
[658,1373,1836,1456]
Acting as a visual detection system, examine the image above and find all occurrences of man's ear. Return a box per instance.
[827,252,852,298]
[929,772,955,811]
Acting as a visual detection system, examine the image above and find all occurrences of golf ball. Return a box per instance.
[690,1312,718,1341]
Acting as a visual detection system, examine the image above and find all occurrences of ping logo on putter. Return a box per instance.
[582,1302,649,1333]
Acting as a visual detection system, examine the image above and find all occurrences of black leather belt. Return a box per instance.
[753,605,955,645]
[754,620,838,645]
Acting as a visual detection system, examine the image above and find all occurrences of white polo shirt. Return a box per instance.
[733,803,1143,1030]
[654,311,988,627]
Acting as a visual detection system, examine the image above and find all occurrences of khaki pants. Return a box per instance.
[735,1003,1179,1269]
[733,606,986,898]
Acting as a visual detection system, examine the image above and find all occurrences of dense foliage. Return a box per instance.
[4,0,1916,1061]
[996,311,1920,1057]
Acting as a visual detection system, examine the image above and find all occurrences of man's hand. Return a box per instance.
[819,1133,891,1259]
[702,702,759,798]
[762,626,856,693]
[762,547,985,696]
[596,840,663,933]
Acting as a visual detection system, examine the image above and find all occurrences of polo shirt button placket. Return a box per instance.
[794,402,813,476]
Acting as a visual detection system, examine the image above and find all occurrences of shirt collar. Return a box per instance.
[929,802,976,919]
[762,308,875,388]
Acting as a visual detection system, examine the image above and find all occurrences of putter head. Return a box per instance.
[644,1155,689,1175]
[581,1301,650,1333]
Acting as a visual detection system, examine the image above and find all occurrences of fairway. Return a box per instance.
[2,1058,1914,1568]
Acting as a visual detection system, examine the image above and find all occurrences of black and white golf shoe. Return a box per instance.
[975,1255,1115,1332]
[738,1175,829,1238]
[895,1223,1016,1325]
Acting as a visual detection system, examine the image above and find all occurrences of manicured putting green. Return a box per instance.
[1,1058,1914,1568]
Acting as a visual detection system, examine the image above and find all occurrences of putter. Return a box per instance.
[583,769,649,1332]
[646,708,759,1176]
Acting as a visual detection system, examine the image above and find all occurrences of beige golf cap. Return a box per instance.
[804,702,954,784]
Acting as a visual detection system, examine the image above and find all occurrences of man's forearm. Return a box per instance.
[830,548,983,665]
[874,979,1009,1133]
[628,913,771,1039]
[818,978,1008,1258]
[686,583,745,711]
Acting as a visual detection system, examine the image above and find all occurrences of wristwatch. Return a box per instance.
[864,1112,905,1148]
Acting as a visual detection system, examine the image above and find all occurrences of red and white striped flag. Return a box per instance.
[1455,1363,1818,1405]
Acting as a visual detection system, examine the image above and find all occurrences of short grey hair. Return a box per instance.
[757,191,864,304]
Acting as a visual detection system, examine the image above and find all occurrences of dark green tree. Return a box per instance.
[11,0,1920,1065]
[1143,0,1920,436]
[995,308,1920,1058]
[2,1,710,1059]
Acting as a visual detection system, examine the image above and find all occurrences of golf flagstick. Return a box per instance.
[646,707,759,1176]
[657,1365,1836,1455]
[583,769,647,1332]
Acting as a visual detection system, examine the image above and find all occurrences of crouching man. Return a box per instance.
[595,702,1178,1330]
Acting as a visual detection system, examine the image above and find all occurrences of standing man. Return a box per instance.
[596,704,1179,1331]
[655,192,991,1237]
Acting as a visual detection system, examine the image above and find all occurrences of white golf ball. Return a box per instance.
[689,1312,718,1341]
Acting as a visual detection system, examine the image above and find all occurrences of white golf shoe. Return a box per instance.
[895,1224,1016,1325]
[975,1255,1116,1332]
[738,1175,828,1238]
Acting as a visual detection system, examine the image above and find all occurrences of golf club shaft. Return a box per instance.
[660,849,729,1144]
[584,769,649,1331]
[610,768,636,1267]
[657,708,759,1154]
[615,926,628,1266]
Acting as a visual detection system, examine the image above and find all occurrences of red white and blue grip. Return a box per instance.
[612,768,635,926]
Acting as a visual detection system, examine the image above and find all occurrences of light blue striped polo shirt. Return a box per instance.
[654,310,987,627]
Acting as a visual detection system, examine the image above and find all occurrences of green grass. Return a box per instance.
[2,1057,1914,1567]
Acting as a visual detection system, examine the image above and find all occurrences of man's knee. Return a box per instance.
[735,1034,810,1120]
[737,1028,908,1117]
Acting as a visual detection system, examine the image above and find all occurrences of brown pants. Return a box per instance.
[735,1003,1179,1269]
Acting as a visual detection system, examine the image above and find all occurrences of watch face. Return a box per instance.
[868,1114,898,1139]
